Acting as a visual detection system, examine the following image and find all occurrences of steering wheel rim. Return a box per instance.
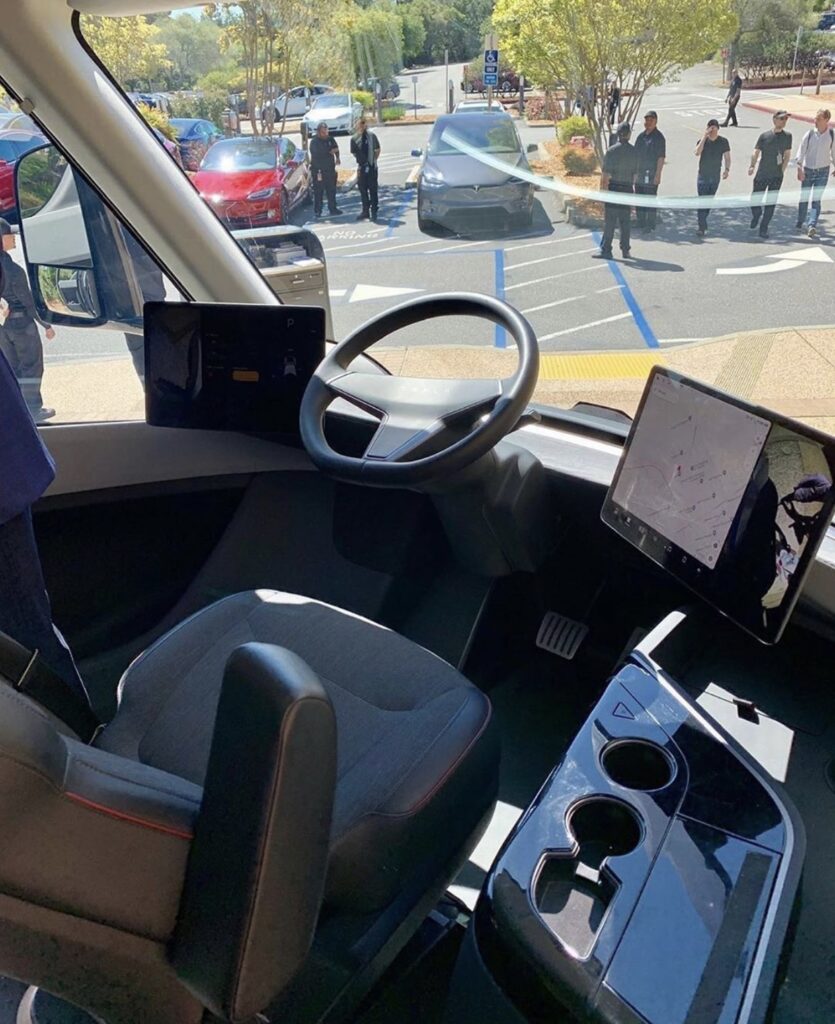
[299,293,539,486]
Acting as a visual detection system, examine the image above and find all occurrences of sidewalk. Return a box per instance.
[743,90,835,125]
[40,326,835,435]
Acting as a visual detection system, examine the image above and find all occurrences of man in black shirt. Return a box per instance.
[749,111,792,238]
[0,219,55,421]
[722,70,743,127]
[350,117,381,221]
[308,122,342,217]
[595,122,638,259]
[694,119,731,235]
[633,111,665,232]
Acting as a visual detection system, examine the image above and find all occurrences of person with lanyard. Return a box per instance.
[633,111,666,234]
[749,111,792,239]
[0,218,55,422]
[722,70,743,127]
[350,117,381,222]
[694,118,731,236]
[308,122,342,218]
[594,121,638,260]
[795,108,835,237]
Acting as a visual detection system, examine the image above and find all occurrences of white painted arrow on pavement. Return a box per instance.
[716,245,833,276]
[349,284,423,303]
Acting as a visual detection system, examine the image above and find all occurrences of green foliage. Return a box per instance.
[157,14,224,90]
[81,14,171,89]
[197,66,247,95]
[136,103,176,139]
[562,146,597,174]
[381,105,406,120]
[398,6,427,64]
[494,0,738,160]
[350,3,403,85]
[557,115,593,144]
[169,92,226,129]
[733,0,815,60]
[352,90,375,110]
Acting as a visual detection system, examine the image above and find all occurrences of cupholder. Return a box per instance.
[601,739,675,792]
[533,798,642,958]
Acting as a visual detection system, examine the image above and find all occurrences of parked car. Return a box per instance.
[453,99,505,113]
[0,109,37,132]
[818,10,835,29]
[413,112,534,233]
[460,66,520,96]
[168,117,223,172]
[0,128,46,219]
[301,93,363,135]
[193,135,311,228]
[151,128,185,171]
[267,84,333,122]
[360,76,401,100]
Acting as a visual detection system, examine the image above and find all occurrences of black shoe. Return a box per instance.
[696,227,706,236]
[330,207,343,216]
[758,228,769,238]
[314,210,322,218]
[796,221,804,230]
[621,248,632,258]
[750,214,760,229]
[593,249,613,259]
[371,210,378,221]
[357,211,369,221]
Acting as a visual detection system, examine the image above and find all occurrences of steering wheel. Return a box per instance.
[299,293,539,486]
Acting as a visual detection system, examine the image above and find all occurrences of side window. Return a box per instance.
[0,90,184,425]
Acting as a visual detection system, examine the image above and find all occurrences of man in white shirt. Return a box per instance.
[795,108,835,237]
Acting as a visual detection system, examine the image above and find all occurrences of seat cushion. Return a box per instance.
[96,590,497,913]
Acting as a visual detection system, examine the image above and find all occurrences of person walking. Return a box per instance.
[607,82,621,126]
[350,117,381,221]
[594,122,638,259]
[722,69,743,127]
[694,119,731,236]
[749,111,792,239]
[633,111,666,233]
[795,108,835,237]
[308,122,342,218]
[0,219,55,422]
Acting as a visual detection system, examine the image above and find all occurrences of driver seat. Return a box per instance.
[0,589,498,1024]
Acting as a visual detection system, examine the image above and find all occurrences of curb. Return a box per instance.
[743,101,815,125]
[404,164,421,189]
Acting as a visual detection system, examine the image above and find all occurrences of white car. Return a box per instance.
[301,93,363,135]
[269,84,333,121]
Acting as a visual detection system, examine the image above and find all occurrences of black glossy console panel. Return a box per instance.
[476,657,805,1024]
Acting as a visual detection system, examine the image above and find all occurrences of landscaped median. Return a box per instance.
[529,137,603,227]
[34,327,835,435]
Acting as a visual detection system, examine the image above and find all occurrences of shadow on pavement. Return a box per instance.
[417,197,554,241]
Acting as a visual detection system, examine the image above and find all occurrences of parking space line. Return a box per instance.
[504,263,608,291]
[505,232,592,252]
[521,284,623,315]
[494,250,506,349]
[323,233,393,252]
[539,312,631,341]
[506,246,599,271]
[591,231,659,349]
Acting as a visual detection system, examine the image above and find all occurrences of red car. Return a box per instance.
[194,136,311,227]
[0,129,47,219]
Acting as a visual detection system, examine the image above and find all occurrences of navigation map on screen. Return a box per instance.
[611,374,771,568]
[603,369,835,643]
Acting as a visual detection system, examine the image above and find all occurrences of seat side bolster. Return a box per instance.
[170,642,337,1024]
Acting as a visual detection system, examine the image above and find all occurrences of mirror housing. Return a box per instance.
[410,148,423,157]
[526,142,540,154]
[15,143,160,329]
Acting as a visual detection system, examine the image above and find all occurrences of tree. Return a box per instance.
[157,14,225,90]
[349,3,404,84]
[398,6,427,65]
[493,0,738,161]
[81,15,171,90]
[730,0,814,68]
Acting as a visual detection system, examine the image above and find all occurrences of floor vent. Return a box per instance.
[536,611,588,660]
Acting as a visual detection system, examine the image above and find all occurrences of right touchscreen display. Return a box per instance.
[603,369,835,643]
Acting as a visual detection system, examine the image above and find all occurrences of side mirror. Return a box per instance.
[410,148,423,157]
[15,143,160,329]
[526,142,539,154]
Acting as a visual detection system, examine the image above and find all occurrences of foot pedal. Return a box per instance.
[536,611,588,660]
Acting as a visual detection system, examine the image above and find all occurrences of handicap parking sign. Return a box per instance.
[484,73,499,86]
[484,49,499,64]
[484,63,498,74]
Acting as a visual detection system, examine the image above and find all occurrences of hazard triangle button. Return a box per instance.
[613,702,635,720]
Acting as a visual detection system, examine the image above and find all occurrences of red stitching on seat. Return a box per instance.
[65,792,193,840]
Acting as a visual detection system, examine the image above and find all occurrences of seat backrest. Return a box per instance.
[170,642,337,1023]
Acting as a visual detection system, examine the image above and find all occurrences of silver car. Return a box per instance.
[413,113,534,233]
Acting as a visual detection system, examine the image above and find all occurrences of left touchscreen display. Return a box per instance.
[144,302,326,435]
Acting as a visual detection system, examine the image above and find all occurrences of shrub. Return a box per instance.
[562,147,598,175]
[169,92,226,131]
[352,90,375,111]
[381,105,406,121]
[557,115,593,145]
[525,96,547,120]
[136,103,175,141]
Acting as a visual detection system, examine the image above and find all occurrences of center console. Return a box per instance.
[445,614,805,1024]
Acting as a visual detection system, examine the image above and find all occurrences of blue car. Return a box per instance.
[168,118,223,172]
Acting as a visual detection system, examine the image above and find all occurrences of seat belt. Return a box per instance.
[0,630,100,742]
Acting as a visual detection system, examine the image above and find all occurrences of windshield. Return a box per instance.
[429,118,520,155]
[70,9,835,439]
[313,94,350,108]
[200,139,277,171]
